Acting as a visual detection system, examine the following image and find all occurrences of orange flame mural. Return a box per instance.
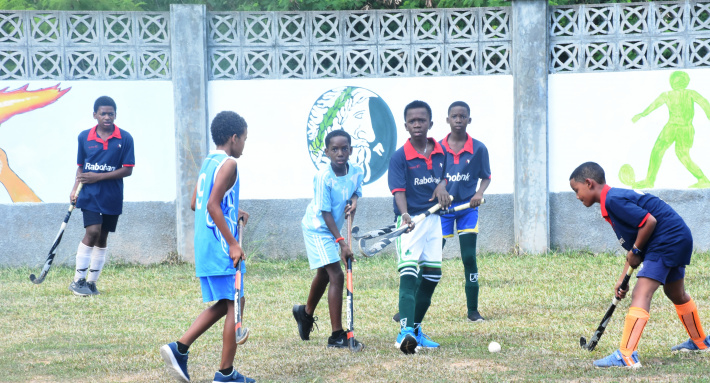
[0,84,71,202]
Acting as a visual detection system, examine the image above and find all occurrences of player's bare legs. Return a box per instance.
[179,299,229,347]
[306,262,344,331]
[219,300,237,370]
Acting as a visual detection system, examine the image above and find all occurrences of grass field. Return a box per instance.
[2,252,709,382]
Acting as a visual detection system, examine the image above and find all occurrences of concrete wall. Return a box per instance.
[0,202,175,267]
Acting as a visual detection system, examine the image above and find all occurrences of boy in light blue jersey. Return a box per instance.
[160,111,254,383]
[293,130,365,350]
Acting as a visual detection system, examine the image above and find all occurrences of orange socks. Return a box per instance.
[675,298,708,350]
[620,307,649,362]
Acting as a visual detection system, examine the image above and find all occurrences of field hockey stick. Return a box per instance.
[359,196,453,257]
[436,198,486,215]
[351,223,397,241]
[30,183,83,284]
[235,218,249,345]
[345,201,363,352]
[580,266,637,351]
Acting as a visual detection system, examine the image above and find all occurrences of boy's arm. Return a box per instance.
[430,180,451,209]
[76,166,133,184]
[207,159,243,266]
[471,177,491,207]
[615,214,657,298]
[632,94,666,123]
[394,191,414,230]
[322,210,353,263]
[190,182,197,211]
[70,166,82,203]
[345,194,358,220]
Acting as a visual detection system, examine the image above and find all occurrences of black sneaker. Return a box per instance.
[392,312,400,323]
[467,310,485,322]
[327,332,364,351]
[292,304,317,340]
[69,278,92,297]
[86,281,101,295]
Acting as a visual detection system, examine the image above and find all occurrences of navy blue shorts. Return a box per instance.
[637,257,685,285]
[82,209,119,232]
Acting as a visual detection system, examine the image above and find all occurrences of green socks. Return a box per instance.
[398,266,418,329]
[414,267,442,324]
[460,233,479,313]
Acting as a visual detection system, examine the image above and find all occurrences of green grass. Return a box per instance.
[1,252,709,382]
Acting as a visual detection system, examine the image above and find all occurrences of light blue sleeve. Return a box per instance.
[314,170,332,213]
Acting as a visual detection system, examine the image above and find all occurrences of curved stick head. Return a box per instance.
[29,273,45,284]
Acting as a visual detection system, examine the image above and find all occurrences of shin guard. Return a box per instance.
[620,307,649,362]
[675,298,708,350]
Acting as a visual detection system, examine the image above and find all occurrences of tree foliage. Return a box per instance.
[0,0,649,11]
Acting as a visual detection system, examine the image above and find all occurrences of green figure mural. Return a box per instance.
[620,71,710,189]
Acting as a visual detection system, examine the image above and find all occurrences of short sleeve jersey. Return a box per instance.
[76,125,135,215]
[601,185,692,267]
[193,150,240,277]
[440,133,491,203]
[388,138,446,216]
[302,162,364,235]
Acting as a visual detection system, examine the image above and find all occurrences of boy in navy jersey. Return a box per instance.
[160,111,254,383]
[389,100,450,354]
[69,96,134,296]
[439,101,491,322]
[570,162,710,368]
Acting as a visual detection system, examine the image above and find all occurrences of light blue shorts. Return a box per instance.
[199,268,245,303]
[303,228,340,270]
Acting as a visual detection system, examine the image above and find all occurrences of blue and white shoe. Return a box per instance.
[415,328,440,349]
[593,349,641,369]
[213,369,255,383]
[394,327,417,355]
[160,342,190,382]
[671,335,710,352]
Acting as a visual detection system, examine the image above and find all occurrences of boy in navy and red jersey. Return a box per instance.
[439,101,491,323]
[388,100,451,354]
[69,96,134,296]
[570,162,710,368]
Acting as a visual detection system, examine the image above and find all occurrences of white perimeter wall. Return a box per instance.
[549,68,710,192]
[0,81,176,203]
[208,75,514,200]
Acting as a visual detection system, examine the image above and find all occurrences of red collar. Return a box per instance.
[600,184,611,218]
[441,133,473,164]
[88,125,121,150]
[403,138,444,170]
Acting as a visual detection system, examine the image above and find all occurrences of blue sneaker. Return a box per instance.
[593,349,641,368]
[671,335,710,352]
[160,342,190,382]
[394,327,417,355]
[213,369,255,383]
[415,328,440,349]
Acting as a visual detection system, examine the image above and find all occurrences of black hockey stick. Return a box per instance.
[359,197,452,257]
[345,201,363,352]
[30,183,83,284]
[351,224,397,240]
[580,266,637,351]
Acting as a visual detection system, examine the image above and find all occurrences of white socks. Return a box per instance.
[87,247,108,283]
[75,243,108,283]
[74,243,92,282]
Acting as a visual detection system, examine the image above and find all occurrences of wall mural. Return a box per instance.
[208,76,515,200]
[620,71,710,189]
[0,84,70,202]
[306,86,396,185]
